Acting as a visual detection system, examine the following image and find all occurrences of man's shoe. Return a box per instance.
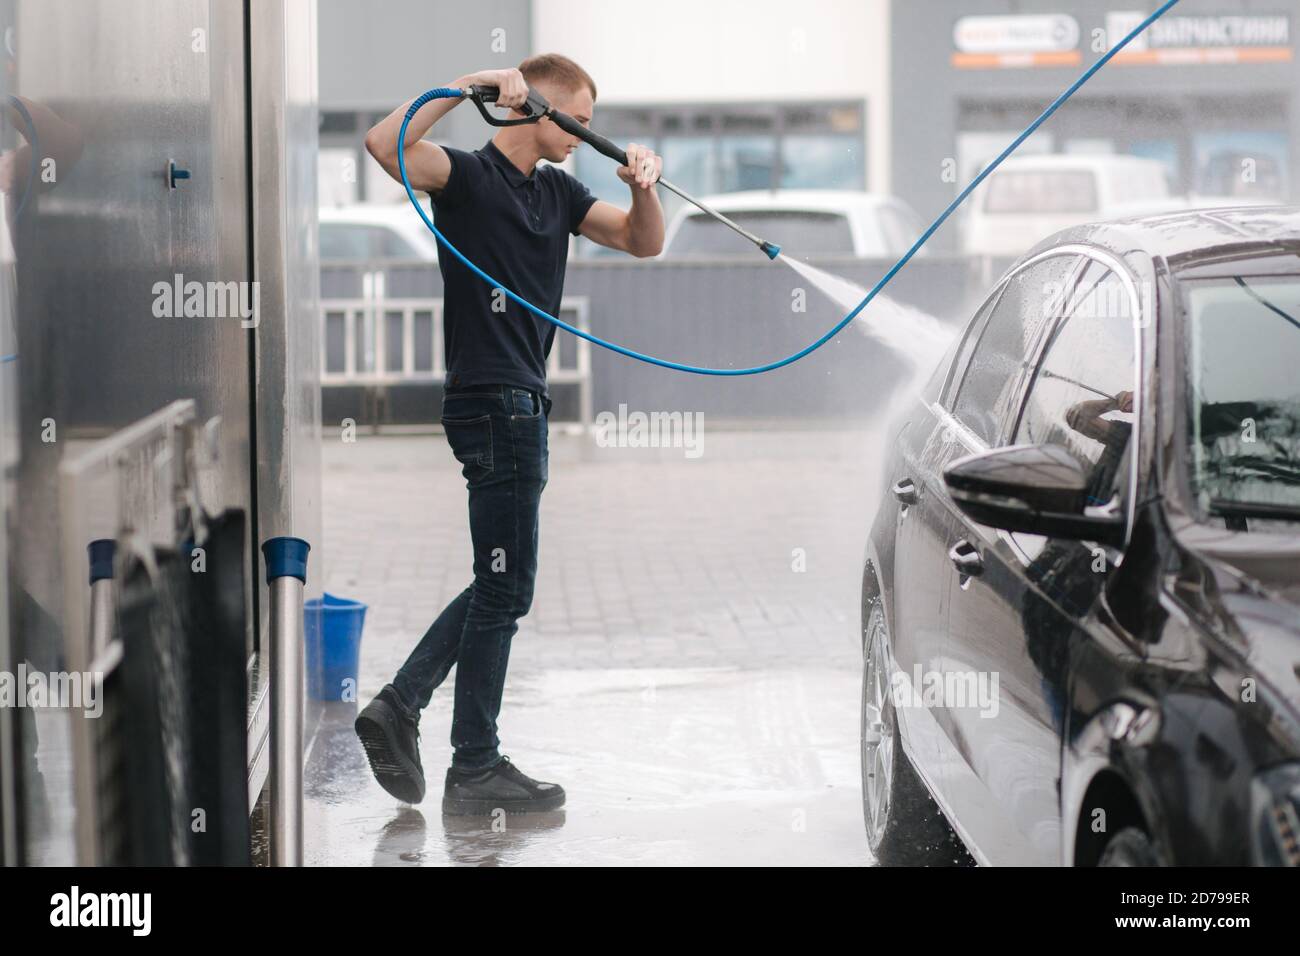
[355,685,426,804]
[442,756,566,815]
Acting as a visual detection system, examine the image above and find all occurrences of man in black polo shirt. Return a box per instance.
[357,54,664,814]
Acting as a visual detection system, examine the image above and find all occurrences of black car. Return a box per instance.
[860,206,1300,866]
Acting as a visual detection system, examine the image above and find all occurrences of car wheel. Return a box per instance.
[860,598,969,865]
[1098,827,1164,867]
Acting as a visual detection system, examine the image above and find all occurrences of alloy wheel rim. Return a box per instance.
[861,609,895,846]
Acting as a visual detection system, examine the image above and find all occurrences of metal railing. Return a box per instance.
[320,262,592,424]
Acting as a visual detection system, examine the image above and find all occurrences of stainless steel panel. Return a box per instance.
[250,0,322,864]
[5,0,252,864]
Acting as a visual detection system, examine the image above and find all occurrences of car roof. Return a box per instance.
[1025,205,1300,268]
[674,190,902,217]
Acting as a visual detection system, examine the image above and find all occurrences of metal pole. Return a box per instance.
[261,536,310,867]
[87,540,117,662]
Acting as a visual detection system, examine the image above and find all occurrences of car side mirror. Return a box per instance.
[943,444,1126,547]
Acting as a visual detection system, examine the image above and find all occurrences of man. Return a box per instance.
[356,54,664,814]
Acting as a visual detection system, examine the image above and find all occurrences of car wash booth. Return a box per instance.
[0,0,323,866]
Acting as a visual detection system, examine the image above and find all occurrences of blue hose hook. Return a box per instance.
[397,0,1181,377]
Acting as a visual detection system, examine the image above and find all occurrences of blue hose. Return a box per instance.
[398,0,1181,377]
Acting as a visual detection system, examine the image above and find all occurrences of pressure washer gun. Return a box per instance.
[462,83,781,261]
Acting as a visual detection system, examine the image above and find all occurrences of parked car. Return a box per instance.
[961,154,1181,258]
[318,203,440,262]
[661,190,929,259]
[860,206,1300,866]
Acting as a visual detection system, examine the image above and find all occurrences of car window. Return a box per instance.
[983,170,1098,214]
[374,227,422,259]
[1013,263,1136,507]
[669,210,853,257]
[938,284,1005,407]
[951,254,1081,444]
[320,222,372,261]
[1183,273,1300,525]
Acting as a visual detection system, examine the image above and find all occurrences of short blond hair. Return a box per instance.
[519,53,597,102]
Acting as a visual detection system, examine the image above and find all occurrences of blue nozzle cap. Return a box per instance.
[760,241,781,260]
[262,536,311,584]
[88,539,116,585]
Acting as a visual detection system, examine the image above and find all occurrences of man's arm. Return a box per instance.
[364,67,529,194]
[577,142,665,258]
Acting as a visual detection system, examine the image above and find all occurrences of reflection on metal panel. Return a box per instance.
[4,0,253,865]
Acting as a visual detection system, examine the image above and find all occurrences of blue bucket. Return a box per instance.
[304,593,368,701]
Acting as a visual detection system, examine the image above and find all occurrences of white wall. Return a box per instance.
[532,0,892,193]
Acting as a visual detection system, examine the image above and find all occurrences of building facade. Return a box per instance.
[891,1,1300,247]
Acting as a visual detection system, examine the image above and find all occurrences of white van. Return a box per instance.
[961,154,1181,257]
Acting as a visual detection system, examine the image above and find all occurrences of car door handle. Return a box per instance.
[948,539,984,577]
[891,477,918,505]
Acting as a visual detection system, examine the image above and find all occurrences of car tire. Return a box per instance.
[1098,827,1164,867]
[861,597,970,866]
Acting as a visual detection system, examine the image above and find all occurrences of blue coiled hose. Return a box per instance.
[397,0,1181,377]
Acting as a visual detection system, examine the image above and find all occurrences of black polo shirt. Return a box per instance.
[431,138,598,397]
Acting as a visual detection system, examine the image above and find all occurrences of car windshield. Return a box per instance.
[1182,273,1300,524]
[668,210,854,257]
[983,170,1098,214]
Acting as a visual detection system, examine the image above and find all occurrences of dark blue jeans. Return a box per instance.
[393,383,551,771]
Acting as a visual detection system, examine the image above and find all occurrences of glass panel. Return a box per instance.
[355,311,375,373]
[717,135,776,192]
[779,134,864,191]
[940,286,1004,407]
[1184,274,1300,521]
[325,312,347,373]
[1129,139,1181,193]
[1193,130,1288,201]
[412,310,433,373]
[1015,268,1135,505]
[952,254,1079,444]
[384,310,404,374]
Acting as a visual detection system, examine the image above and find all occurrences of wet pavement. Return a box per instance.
[311,426,878,865]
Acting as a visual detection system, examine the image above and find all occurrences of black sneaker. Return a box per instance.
[442,756,566,815]
[355,685,426,804]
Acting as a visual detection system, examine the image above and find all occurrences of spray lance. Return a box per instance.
[461,83,782,261]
